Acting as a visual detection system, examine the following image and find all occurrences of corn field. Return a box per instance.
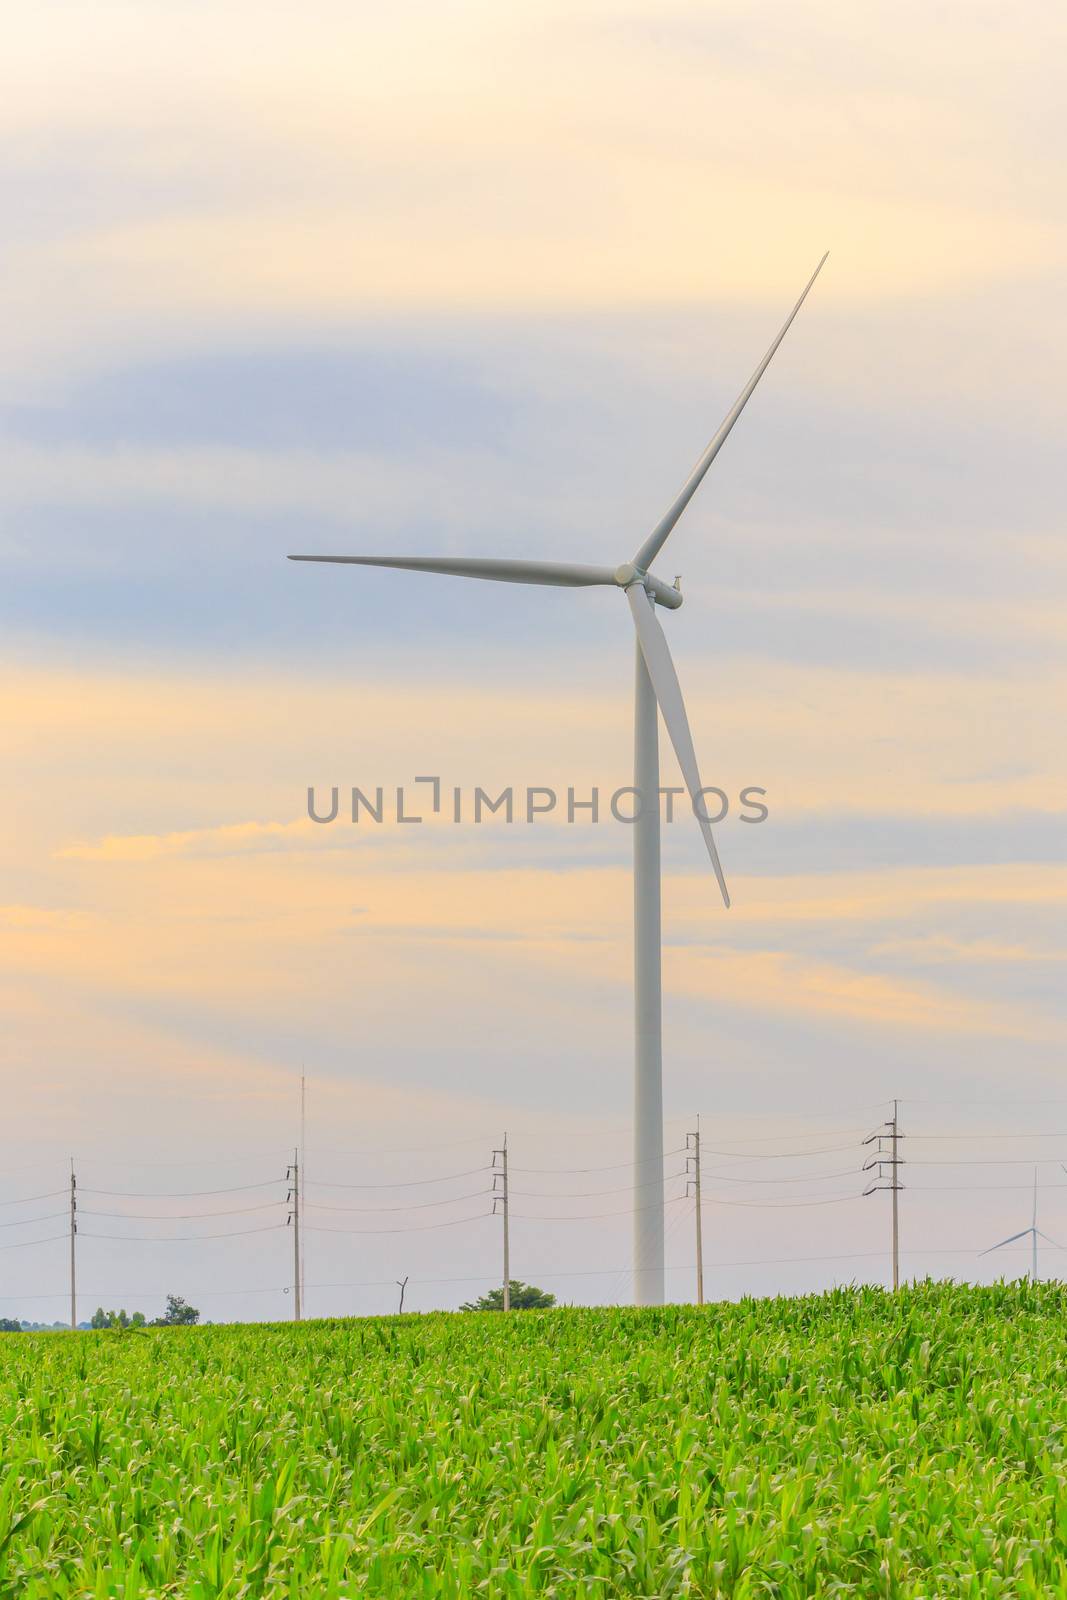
[2,1281,1066,1597]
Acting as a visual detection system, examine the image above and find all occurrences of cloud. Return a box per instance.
[676,865,1067,925]
[60,184,1054,325]
[0,439,526,527]
[3,0,1066,390]
[663,944,1038,1038]
[12,846,1063,1045]
[0,904,94,932]
[871,933,1067,966]
[703,583,1067,648]
[57,819,319,863]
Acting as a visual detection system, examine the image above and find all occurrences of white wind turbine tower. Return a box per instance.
[290,255,828,1306]
[979,1167,1061,1283]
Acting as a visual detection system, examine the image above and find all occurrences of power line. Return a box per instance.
[906,1131,1067,1140]
[688,1128,868,1146]
[0,1232,68,1252]
[78,1223,288,1242]
[9,1104,1067,1319]
[902,1097,1067,1107]
[79,1179,284,1198]
[0,1211,67,1229]
[305,1166,491,1191]
[511,1158,870,1196]
[79,1201,285,1221]
[0,1189,66,1208]
[703,1140,862,1159]
[512,1186,866,1221]
[908,1157,1067,1166]
[511,1140,861,1173]
[673,1101,891,1125]
[73,1151,292,1169]
[306,1190,492,1214]
[302,1211,492,1236]
[2,1239,1061,1308]
[703,1165,864,1185]
[512,1193,692,1223]
[510,1172,688,1199]
[910,1182,1067,1192]
[703,1192,865,1210]
[306,1133,498,1156]
[510,1148,686,1175]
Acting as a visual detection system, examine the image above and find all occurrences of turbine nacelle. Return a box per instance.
[614,564,683,608]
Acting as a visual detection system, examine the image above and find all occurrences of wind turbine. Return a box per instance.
[290,255,828,1306]
[980,1167,1061,1282]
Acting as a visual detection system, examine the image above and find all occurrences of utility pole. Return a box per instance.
[299,1072,307,1311]
[686,1119,705,1307]
[287,1149,302,1323]
[492,1137,510,1310]
[863,1101,904,1289]
[891,1099,900,1291]
[69,1158,77,1331]
[396,1276,409,1314]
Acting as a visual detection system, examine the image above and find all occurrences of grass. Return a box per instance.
[1,1281,1066,1596]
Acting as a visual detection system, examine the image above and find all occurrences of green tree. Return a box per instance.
[461,1281,556,1312]
[0,1318,21,1334]
[90,1308,145,1329]
[152,1295,200,1326]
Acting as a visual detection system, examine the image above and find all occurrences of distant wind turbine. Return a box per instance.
[290,255,828,1305]
[980,1167,1062,1282]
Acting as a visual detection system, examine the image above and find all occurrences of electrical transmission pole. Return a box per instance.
[287,1149,302,1322]
[492,1137,510,1310]
[299,1072,307,1310]
[891,1100,900,1288]
[69,1158,77,1331]
[863,1100,904,1289]
[686,1119,705,1307]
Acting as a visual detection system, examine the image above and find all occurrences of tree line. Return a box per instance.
[0,1294,200,1332]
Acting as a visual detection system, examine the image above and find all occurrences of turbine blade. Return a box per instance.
[633,253,829,572]
[1035,1230,1064,1249]
[979,1228,1031,1256]
[288,555,619,589]
[626,583,730,908]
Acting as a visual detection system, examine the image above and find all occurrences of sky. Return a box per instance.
[1,0,1066,1322]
